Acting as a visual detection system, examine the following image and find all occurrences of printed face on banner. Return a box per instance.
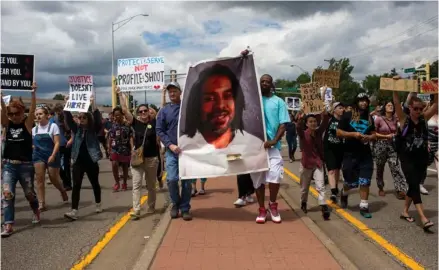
[300,82,324,114]
[64,75,93,113]
[178,54,268,179]
[285,97,301,111]
[0,54,35,91]
[117,57,165,92]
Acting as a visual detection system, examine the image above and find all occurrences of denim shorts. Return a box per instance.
[32,150,61,168]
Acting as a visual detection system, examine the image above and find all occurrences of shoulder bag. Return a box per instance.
[131,124,149,167]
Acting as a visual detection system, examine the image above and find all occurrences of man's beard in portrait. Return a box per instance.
[200,109,234,136]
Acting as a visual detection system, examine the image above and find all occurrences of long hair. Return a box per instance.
[79,112,95,131]
[352,91,371,124]
[181,64,245,138]
[379,100,396,116]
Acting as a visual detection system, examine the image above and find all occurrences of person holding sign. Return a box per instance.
[336,92,376,218]
[32,106,69,211]
[392,88,438,231]
[250,74,290,224]
[1,83,40,237]
[297,86,331,220]
[117,87,160,219]
[63,96,103,221]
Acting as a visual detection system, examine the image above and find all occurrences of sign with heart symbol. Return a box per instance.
[116,56,165,92]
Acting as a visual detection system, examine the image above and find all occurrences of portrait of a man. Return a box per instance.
[178,55,268,179]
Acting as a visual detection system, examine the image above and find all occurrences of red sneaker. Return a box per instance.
[269,202,282,223]
[121,183,128,191]
[113,183,120,192]
[256,207,267,224]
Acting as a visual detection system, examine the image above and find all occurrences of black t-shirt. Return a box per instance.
[77,133,94,164]
[400,116,429,162]
[324,116,343,150]
[132,118,158,158]
[338,110,375,154]
[3,120,33,161]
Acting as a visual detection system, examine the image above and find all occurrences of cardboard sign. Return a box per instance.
[379,77,418,92]
[0,54,35,91]
[64,75,93,112]
[117,56,165,92]
[420,79,438,94]
[313,69,340,88]
[300,82,324,114]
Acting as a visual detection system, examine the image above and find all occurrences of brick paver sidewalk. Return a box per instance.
[151,176,341,270]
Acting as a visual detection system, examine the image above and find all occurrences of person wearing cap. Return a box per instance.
[116,87,159,220]
[336,92,376,218]
[156,82,194,221]
[323,101,345,204]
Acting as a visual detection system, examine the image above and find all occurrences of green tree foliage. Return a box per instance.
[296,73,311,85]
[323,58,360,104]
[431,60,438,78]
[52,94,65,100]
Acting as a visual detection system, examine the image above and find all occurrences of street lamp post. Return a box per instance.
[111,13,149,109]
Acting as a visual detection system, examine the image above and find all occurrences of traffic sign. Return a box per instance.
[404,68,415,73]
[283,87,299,92]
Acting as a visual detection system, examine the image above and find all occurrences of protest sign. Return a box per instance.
[178,54,269,179]
[418,94,431,102]
[300,82,324,114]
[64,75,93,112]
[313,69,340,88]
[285,97,301,111]
[380,77,418,92]
[420,79,438,94]
[117,56,165,92]
[0,54,35,91]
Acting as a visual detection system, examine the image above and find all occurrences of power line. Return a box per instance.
[347,25,438,59]
[342,15,438,59]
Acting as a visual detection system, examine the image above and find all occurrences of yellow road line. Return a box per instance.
[284,168,425,270]
[71,172,166,270]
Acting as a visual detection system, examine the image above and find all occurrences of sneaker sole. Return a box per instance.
[64,214,78,221]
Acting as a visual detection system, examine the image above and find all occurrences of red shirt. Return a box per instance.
[297,113,330,169]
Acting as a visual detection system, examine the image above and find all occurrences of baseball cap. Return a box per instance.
[332,102,344,110]
[166,82,181,90]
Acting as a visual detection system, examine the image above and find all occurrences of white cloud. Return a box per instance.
[1,1,437,106]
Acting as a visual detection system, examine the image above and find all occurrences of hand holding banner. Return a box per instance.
[64,75,93,112]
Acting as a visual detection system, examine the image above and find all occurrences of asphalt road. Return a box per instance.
[1,159,168,270]
[282,145,438,269]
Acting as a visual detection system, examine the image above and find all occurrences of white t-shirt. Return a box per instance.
[32,122,60,140]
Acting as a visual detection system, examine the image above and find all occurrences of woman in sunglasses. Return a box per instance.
[1,83,40,237]
[393,87,438,231]
[63,96,103,220]
[32,106,68,211]
[117,87,159,219]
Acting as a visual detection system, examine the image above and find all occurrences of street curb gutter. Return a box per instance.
[279,188,359,270]
[132,204,173,270]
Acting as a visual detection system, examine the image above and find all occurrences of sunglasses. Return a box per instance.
[138,110,148,114]
[412,107,423,112]
[7,112,20,117]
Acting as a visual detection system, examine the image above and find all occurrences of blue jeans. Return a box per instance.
[286,135,297,159]
[165,149,192,212]
[2,162,39,224]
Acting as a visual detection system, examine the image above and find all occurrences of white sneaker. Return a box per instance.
[245,196,254,203]
[234,198,247,207]
[420,185,429,195]
[96,203,102,213]
[64,209,78,220]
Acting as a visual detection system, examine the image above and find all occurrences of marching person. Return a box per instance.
[393,89,438,231]
[337,92,376,218]
[117,87,159,219]
[373,101,407,199]
[285,113,298,162]
[32,106,68,211]
[108,107,133,192]
[157,82,193,221]
[297,87,331,219]
[233,174,255,207]
[324,102,345,204]
[250,74,289,224]
[1,83,40,237]
[191,178,208,196]
[63,96,103,220]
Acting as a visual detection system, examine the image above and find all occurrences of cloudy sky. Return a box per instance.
[1,1,438,106]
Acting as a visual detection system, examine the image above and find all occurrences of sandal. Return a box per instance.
[423,220,434,231]
[400,215,415,223]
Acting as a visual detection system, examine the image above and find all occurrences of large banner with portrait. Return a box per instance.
[178,54,269,179]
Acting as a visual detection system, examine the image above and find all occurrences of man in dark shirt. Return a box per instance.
[336,93,376,218]
[156,82,193,221]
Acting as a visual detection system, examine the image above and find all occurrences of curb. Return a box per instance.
[132,203,173,270]
[279,188,359,270]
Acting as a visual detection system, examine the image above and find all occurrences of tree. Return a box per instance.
[322,58,359,103]
[274,79,296,89]
[295,73,311,85]
[53,94,65,100]
[431,60,438,78]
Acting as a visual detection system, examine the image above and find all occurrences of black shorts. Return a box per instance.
[324,148,343,171]
[342,152,373,188]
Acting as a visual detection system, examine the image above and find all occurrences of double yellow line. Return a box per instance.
[283,168,425,270]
